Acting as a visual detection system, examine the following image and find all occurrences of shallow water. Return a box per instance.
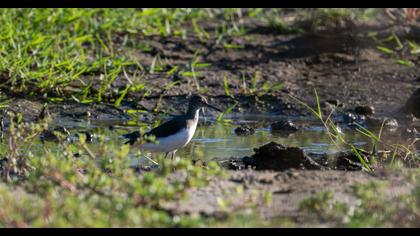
[16,113,414,168]
[48,114,372,164]
[176,115,370,159]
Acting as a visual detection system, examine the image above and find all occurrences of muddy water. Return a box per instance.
[178,114,370,160]
[31,113,393,167]
[14,112,414,169]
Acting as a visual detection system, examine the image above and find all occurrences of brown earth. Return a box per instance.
[163,167,415,227]
[1,21,420,226]
[4,25,420,121]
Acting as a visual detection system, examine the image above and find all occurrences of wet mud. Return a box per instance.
[1,21,420,226]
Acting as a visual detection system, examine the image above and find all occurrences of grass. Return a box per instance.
[289,87,419,173]
[299,171,420,227]
[0,112,273,227]
[374,32,420,67]
[0,8,419,227]
[253,8,380,34]
[0,9,388,107]
[0,9,253,107]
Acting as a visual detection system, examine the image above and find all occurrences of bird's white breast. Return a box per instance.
[140,110,199,153]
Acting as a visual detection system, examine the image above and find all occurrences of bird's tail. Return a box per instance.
[121,131,141,145]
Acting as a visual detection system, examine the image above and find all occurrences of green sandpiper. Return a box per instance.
[122,95,222,160]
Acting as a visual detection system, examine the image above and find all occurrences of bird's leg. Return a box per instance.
[160,152,169,169]
[171,151,177,172]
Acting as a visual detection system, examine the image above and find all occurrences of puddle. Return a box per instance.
[6,113,415,168]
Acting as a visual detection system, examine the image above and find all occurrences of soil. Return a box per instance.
[3,25,420,121]
[164,168,415,226]
[1,20,420,226]
[234,125,255,136]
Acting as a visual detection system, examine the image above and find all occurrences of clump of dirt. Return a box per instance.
[270,120,299,133]
[354,105,375,116]
[403,87,420,118]
[242,142,318,171]
[216,142,316,171]
[234,125,255,136]
[4,99,45,122]
[335,152,365,171]
[40,127,71,143]
[365,117,399,130]
[219,139,420,172]
[401,127,419,139]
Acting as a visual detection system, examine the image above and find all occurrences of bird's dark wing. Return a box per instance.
[121,131,141,145]
[145,116,187,138]
[122,116,187,145]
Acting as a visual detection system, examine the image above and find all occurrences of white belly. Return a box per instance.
[139,126,197,153]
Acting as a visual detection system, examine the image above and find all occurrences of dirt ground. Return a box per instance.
[2,21,420,226]
[7,24,420,120]
[166,168,414,226]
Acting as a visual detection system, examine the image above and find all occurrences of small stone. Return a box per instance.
[365,117,398,130]
[343,112,358,123]
[354,105,375,116]
[335,151,364,171]
[404,87,420,118]
[234,125,255,136]
[326,99,340,106]
[271,120,299,132]
[401,127,418,139]
[40,126,70,142]
[385,118,399,128]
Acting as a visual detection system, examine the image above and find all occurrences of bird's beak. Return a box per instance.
[203,102,223,112]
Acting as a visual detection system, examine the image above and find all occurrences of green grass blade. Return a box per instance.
[114,84,131,108]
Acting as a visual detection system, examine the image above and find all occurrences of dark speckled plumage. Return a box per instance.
[122,95,221,146]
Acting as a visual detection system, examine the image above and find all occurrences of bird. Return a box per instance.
[122,95,222,160]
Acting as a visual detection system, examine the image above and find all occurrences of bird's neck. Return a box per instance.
[186,107,200,120]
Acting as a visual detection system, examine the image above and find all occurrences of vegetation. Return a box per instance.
[0,8,400,105]
[0,8,419,227]
[299,170,420,227]
[290,87,419,173]
[0,112,249,227]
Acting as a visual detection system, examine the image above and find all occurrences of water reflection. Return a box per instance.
[5,113,413,166]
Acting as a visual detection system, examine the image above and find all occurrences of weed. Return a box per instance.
[290,87,418,172]
[0,115,239,227]
[300,177,420,227]
[216,101,238,124]
[375,33,419,67]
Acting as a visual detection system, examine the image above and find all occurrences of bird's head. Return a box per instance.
[188,95,222,112]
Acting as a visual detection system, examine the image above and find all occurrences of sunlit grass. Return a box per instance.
[0,8,252,106]
[299,174,420,227]
[289,87,419,172]
[0,8,418,228]
[0,113,254,227]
